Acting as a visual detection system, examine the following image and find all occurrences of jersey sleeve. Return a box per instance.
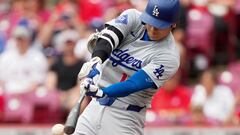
[105,9,141,46]
[142,53,180,88]
[87,9,142,55]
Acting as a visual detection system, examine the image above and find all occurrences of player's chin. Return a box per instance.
[149,35,163,41]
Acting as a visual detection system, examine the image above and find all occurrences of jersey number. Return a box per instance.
[120,73,128,82]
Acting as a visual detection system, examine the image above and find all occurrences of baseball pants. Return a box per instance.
[73,99,146,135]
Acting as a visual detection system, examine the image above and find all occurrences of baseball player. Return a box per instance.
[75,0,180,135]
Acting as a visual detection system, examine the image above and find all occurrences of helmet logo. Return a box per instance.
[152,5,159,17]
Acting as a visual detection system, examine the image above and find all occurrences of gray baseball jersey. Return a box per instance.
[74,9,180,135]
[98,9,180,108]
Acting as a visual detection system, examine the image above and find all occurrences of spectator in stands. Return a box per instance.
[190,69,235,125]
[235,0,240,54]
[0,26,48,123]
[2,0,49,42]
[114,0,133,13]
[151,71,192,125]
[4,0,24,38]
[173,28,188,83]
[0,26,48,94]
[225,54,240,125]
[52,0,84,34]
[0,0,10,53]
[102,0,134,22]
[37,0,85,48]
[45,29,85,112]
[77,0,103,25]
[208,0,237,65]
[130,0,147,11]
[74,27,96,61]
[218,45,240,125]
[22,0,50,38]
[235,90,240,124]
[24,0,50,22]
[185,0,215,79]
[37,3,86,66]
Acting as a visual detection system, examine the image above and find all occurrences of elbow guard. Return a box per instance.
[87,25,123,53]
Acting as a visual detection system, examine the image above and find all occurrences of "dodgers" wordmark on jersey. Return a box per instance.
[109,49,142,71]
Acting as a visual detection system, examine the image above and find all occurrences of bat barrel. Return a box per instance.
[64,102,81,134]
[64,90,86,134]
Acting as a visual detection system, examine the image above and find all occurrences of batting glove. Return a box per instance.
[78,57,102,84]
[80,78,105,98]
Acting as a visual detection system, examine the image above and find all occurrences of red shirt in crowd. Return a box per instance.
[151,85,191,113]
[78,0,103,24]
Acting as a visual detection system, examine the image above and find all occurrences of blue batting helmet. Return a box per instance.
[140,0,180,29]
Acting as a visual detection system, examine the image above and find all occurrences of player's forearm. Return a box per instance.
[92,38,112,62]
[102,70,157,97]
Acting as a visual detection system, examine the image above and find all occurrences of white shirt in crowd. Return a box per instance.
[191,84,235,122]
[0,47,48,94]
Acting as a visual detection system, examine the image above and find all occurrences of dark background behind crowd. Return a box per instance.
[0,0,239,127]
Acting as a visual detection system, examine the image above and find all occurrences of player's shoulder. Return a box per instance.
[119,8,142,21]
[108,8,143,35]
[154,34,180,65]
[156,33,179,55]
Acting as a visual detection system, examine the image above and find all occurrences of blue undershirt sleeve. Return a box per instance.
[102,69,157,97]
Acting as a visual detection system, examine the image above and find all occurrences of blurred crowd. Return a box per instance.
[0,0,239,127]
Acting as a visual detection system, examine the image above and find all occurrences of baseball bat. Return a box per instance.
[64,89,86,134]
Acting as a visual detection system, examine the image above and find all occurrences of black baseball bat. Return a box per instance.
[64,89,86,134]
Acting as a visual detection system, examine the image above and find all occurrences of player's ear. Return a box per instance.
[170,24,177,29]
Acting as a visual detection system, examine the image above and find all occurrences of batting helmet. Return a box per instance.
[140,0,180,29]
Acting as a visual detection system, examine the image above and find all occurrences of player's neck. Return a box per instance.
[141,30,170,41]
[141,30,153,41]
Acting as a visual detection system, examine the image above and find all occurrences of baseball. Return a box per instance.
[51,124,64,135]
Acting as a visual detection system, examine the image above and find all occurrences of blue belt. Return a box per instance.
[96,97,145,112]
[126,104,145,112]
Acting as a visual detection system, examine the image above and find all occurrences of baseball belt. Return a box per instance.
[97,97,146,112]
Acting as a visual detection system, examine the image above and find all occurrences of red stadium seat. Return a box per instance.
[25,88,62,123]
[3,88,62,123]
[26,87,60,112]
[3,94,34,123]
